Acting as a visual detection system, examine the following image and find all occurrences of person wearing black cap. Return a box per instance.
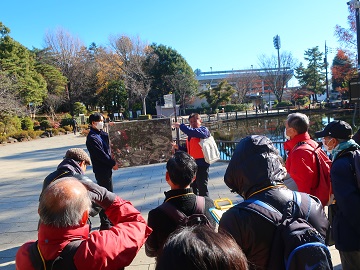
[315,120,360,269]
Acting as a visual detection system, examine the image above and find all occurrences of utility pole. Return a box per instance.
[348,0,360,73]
[324,41,330,105]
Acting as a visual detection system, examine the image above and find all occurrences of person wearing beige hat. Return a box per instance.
[41,148,100,217]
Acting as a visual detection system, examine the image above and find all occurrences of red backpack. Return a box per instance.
[296,142,332,207]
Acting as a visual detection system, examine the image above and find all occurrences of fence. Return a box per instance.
[179,140,286,162]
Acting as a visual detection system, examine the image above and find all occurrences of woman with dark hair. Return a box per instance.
[155,225,248,270]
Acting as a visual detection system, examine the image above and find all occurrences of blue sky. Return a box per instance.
[2,1,350,86]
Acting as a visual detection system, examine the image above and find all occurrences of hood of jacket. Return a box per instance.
[224,135,287,199]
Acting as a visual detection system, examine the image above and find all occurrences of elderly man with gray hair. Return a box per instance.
[284,112,331,206]
[16,177,152,270]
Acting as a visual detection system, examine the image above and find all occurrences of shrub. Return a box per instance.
[0,135,6,143]
[11,131,29,141]
[274,100,293,108]
[40,120,52,130]
[73,102,87,115]
[52,129,59,136]
[1,115,21,135]
[21,117,34,131]
[27,130,37,139]
[57,127,66,133]
[60,113,74,127]
[63,125,72,132]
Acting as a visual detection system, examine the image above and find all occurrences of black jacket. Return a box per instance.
[219,135,329,270]
[145,188,216,257]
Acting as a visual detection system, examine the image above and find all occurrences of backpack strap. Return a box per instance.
[158,201,188,225]
[237,191,311,224]
[158,195,205,225]
[194,196,205,214]
[29,239,83,270]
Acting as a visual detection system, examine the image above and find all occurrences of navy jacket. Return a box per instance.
[331,148,360,251]
[86,127,116,174]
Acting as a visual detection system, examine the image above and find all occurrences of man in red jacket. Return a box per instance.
[284,112,331,206]
[16,177,152,270]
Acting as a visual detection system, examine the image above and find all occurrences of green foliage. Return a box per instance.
[60,113,73,127]
[21,117,34,131]
[0,115,21,135]
[40,120,51,129]
[148,44,198,114]
[296,96,310,105]
[73,102,87,115]
[223,104,250,112]
[63,125,72,132]
[274,100,293,108]
[10,131,29,141]
[0,33,47,106]
[97,80,127,113]
[295,47,325,98]
[197,80,236,112]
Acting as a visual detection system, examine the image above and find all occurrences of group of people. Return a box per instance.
[15,111,360,270]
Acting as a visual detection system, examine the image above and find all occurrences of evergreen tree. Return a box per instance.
[197,80,235,112]
[295,46,325,101]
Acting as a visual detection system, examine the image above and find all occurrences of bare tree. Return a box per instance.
[0,70,23,116]
[108,35,156,115]
[227,70,261,104]
[165,72,198,115]
[258,51,297,102]
[44,28,95,114]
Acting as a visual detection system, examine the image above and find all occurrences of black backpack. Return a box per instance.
[28,239,82,270]
[158,195,213,228]
[238,191,333,270]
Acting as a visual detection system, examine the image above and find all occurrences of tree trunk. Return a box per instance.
[142,97,147,115]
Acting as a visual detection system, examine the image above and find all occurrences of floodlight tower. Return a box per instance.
[273,35,281,71]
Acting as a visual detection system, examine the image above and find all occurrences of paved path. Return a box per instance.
[0,134,341,269]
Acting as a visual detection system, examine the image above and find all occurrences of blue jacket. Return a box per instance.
[331,148,360,251]
[86,128,116,174]
[179,124,210,167]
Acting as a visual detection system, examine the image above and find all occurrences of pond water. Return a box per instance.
[201,110,360,160]
[205,110,360,143]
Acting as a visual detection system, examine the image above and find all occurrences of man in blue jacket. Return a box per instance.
[86,112,118,230]
[173,113,211,197]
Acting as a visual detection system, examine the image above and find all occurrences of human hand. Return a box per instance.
[173,122,181,129]
[113,163,119,170]
[81,180,116,209]
[171,141,179,153]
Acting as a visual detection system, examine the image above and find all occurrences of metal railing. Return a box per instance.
[179,140,286,162]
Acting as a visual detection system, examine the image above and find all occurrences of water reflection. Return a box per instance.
[205,111,358,143]
[204,111,359,160]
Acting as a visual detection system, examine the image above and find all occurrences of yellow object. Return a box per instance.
[209,198,234,224]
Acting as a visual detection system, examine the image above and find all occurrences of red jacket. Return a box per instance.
[16,197,152,270]
[284,132,319,195]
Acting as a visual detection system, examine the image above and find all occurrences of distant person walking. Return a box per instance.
[86,112,118,230]
[71,117,78,135]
